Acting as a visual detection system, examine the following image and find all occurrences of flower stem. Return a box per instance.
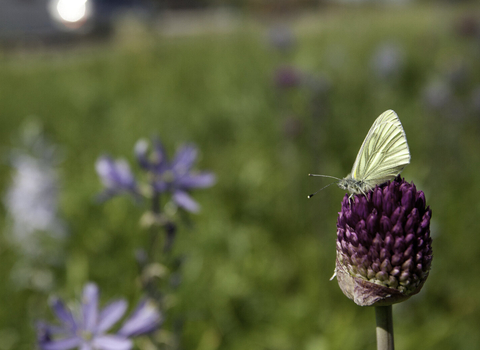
[375,305,394,350]
[149,192,161,260]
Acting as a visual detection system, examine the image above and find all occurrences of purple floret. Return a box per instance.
[134,138,216,213]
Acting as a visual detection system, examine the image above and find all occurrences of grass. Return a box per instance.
[1,4,480,350]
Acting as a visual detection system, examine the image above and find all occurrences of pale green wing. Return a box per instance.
[350,110,410,186]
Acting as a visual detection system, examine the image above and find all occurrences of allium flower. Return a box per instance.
[37,283,162,350]
[335,177,432,306]
[134,138,216,213]
[95,156,138,200]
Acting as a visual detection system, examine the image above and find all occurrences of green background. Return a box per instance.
[1,4,480,349]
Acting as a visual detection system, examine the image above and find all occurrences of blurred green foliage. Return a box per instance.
[1,4,480,350]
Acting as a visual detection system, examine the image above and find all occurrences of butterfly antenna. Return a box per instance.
[308,174,341,180]
[307,180,338,198]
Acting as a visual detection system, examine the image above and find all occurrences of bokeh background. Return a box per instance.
[1,0,480,349]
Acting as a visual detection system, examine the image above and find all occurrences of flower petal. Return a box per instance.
[95,156,136,192]
[172,191,199,213]
[50,298,77,331]
[92,335,132,350]
[82,283,99,333]
[39,336,81,350]
[152,138,170,174]
[172,144,197,174]
[176,172,216,189]
[134,139,151,170]
[97,300,128,333]
[36,321,68,342]
[118,300,162,337]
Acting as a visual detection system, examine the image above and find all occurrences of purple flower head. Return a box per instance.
[273,65,303,89]
[37,283,162,350]
[267,24,296,52]
[335,177,432,307]
[134,138,216,213]
[95,156,138,200]
[370,43,404,80]
[454,14,480,38]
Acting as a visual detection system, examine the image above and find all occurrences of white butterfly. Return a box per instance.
[309,109,410,198]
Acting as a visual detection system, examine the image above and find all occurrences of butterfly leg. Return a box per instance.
[348,193,354,204]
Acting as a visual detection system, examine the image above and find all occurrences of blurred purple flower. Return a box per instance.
[135,138,216,213]
[95,156,138,200]
[37,283,162,350]
[454,14,480,38]
[471,86,480,114]
[370,43,404,80]
[422,80,452,111]
[274,65,303,89]
[267,24,296,52]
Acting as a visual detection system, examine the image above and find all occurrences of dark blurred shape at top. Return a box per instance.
[0,0,156,44]
[157,0,208,9]
[454,14,480,38]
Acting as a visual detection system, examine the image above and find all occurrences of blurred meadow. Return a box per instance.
[1,2,480,350]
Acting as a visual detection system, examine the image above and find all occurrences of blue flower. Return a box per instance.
[135,138,216,213]
[37,283,162,350]
[95,156,138,200]
[370,43,404,80]
[267,25,296,52]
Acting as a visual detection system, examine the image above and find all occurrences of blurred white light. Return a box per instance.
[56,0,88,23]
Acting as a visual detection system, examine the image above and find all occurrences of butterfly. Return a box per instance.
[308,109,410,198]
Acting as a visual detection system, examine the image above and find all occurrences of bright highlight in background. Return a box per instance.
[56,0,88,23]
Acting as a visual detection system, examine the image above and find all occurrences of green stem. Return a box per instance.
[149,192,161,260]
[375,305,394,350]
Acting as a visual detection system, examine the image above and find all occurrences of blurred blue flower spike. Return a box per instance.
[135,138,216,213]
[95,156,139,201]
[370,42,404,80]
[267,24,296,53]
[37,283,162,350]
[4,120,66,292]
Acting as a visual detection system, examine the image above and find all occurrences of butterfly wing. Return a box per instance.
[350,110,410,187]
